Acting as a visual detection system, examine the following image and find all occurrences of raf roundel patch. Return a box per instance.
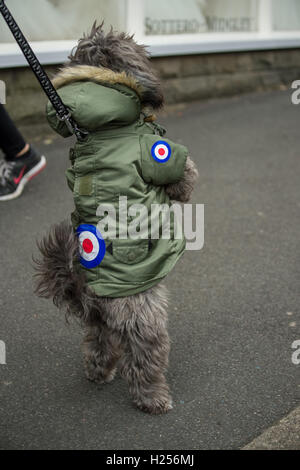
[76,224,106,269]
[151,140,172,163]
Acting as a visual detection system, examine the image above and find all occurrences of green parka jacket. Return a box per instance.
[46,65,188,297]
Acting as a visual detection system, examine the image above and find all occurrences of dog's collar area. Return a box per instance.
[141,111,156,123]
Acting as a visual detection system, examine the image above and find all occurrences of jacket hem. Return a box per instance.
[86,248,185,298]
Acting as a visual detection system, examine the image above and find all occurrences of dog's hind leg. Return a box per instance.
[119,288,173,415]
[82,324,122,384]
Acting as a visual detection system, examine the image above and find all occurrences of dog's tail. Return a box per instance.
[33,221,100,323]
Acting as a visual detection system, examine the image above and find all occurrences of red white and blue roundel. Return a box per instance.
[76,224,106,269]
[151,140,172,163]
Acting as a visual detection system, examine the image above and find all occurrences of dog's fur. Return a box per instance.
[34,23,198,415]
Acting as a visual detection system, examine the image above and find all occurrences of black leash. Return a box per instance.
[0,0,88,141]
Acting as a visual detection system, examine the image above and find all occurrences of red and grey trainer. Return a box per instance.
[0,146,46,201]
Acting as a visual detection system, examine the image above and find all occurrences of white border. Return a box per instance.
[0,40,77,68]
[147,32,300,56]
[1,33,300,68]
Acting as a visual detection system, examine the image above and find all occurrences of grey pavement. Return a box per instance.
[243,406,300,450]
[0,90,299,450]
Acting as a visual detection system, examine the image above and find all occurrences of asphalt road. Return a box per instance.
[0,90,299,450]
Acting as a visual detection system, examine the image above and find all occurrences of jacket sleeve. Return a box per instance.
[139,134,188,186]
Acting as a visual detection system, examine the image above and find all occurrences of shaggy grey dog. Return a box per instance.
[35,23,198,415]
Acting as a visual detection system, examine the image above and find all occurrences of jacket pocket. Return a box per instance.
[111,239,149,265]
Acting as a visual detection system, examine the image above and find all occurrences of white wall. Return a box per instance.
[0,0,126,42]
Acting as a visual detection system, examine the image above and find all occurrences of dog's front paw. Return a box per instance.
[135,396,173,415]
[85,364,117,385]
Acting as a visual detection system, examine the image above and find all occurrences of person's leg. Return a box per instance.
[0,104,28,160]
[0,105,46,201]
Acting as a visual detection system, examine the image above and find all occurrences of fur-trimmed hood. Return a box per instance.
[47,68,144,134]
[53,65,143,100]
[49,65,161,131]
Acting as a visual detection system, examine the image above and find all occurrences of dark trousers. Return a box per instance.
[0,104,26,160]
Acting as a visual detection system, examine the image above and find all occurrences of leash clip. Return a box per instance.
[57,110,89,142]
